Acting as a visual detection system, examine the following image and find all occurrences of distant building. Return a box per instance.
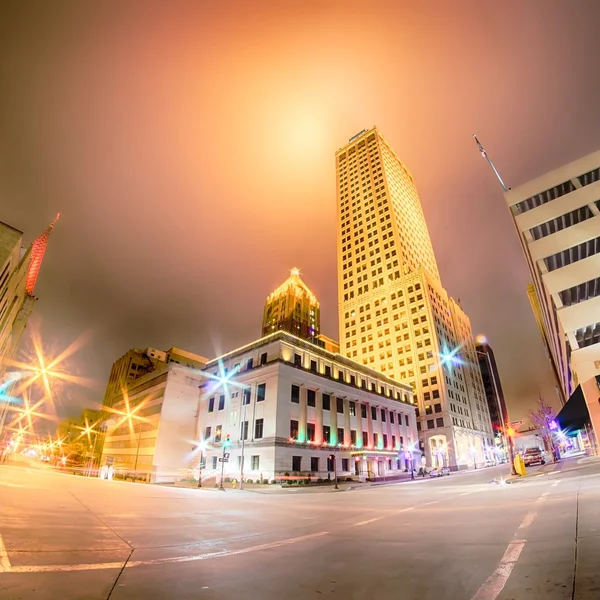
[261,268,320,341]
[101,346,207,409]
[335,127,493,469]
[315,334,340,354]
[475,342,508,437]
[100,362,204,483]
[504,152,600,440]
[195,331,418,482]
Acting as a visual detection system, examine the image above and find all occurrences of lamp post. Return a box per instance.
[133,421,143,482]
[197,441,207,488]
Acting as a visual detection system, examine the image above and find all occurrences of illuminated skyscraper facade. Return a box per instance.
[336,127,493,468]
[262,268,320,342]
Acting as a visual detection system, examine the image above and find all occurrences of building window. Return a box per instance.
[254,418,264,439]
[257,383,266,402]
[208,397,215,413]
[241,421,249,440]
[361,404,367,418]
[363,431,369,446]
[212,456,218,469]
[215,426,222,442]
[373,433,379,447]
[337,428,344,443]
[432,390,440,399]
[307,422,315,441]
[350,375,357,386]
[292,456,302,471]
[327,455,334,472]
[290,420,299,439]
[243,389,251,405]
[405,415,409,426]
[390,412,395,424]
[323,394,331,411]
[294,353,302,366]
[392,435,396,448]
[311,457,319,472]
[351,430,357,444]
[341,458,349,472]
[260,352,267,365]
[427,419,435,430]
[371,406,377,420]
[251,455,260,470]
[383,434,388,448]
[434,403,442,413]
[381,409,386,422]
[323,425,331,443]
[337,398,344,413]
[310,360,318,372]
[436,417,444,428]
[349,401,356,416]
[307,389,316,407]
[246,358,254,370]
[204,426,211,440]
[325,365,332,377]
[291,385,300,403]
[218,395,225,411]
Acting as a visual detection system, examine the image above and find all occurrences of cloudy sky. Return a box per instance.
[2,1,599,421]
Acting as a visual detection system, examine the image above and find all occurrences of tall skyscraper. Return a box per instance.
[476,341,508,438]
[336,127,493,468]
[261,268,320,341]
[504,151,600,441]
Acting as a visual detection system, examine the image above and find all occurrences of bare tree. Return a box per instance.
[528,397,557,453]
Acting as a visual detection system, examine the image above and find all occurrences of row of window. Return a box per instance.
[204,418,265,443]
[207,383,266,412]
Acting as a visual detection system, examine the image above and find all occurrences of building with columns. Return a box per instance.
[195,331,418,482]
[504,152,600,442]
[335,127,494,469]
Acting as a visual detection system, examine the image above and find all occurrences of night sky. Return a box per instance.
[2,1,600,422]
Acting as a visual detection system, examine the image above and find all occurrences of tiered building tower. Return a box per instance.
[335,128,493,468]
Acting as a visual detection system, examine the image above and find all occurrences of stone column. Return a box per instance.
[356,403,364,448]
[366,402,373,448]
[299,387,308,443]
[330,396,338,445]
[344,398,352,445]
[315,390,324,444]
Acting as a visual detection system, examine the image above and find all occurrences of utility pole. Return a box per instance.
[218,434,231,491]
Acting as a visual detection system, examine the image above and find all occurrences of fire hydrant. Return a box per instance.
[232,479,237,489]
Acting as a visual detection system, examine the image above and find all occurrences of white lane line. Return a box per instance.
[551,480,561,487]
[9,531,329,574]
[470,539,527,600]
[422,501,439,506]
[518,511,537,530]
[354,517,381,527]
[0,534,12,573]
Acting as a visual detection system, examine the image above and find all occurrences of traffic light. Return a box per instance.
[224,433,231,448]
[507,427,515,437]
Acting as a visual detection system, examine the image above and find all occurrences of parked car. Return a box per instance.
[429,467,451,477]
[522,447,546,466]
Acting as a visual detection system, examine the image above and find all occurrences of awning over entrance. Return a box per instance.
[556,384,590,432]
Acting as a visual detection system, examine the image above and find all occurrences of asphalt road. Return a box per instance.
[1,456,599,600]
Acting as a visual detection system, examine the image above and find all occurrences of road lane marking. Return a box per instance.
[354,517,382,527]
[470,540,526,600]
[353,506,414,527]
[517,511,537,530]
[422,501,438,506]
[8,531,330,574]
[0,535,12,573]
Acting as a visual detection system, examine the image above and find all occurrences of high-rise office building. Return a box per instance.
[504,152,600,440]
[261,268,320,341]
[336,127,493,468]
[475,341,508,438]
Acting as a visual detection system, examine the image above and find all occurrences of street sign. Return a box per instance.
[219,458,229,463]
[223,453,230,459]
[511,420,523,427]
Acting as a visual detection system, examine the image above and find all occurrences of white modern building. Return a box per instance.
[195,331,418,483]
[505,151,600,441]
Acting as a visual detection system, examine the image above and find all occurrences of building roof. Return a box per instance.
[205,330,413,393]
[266,268,318,305]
